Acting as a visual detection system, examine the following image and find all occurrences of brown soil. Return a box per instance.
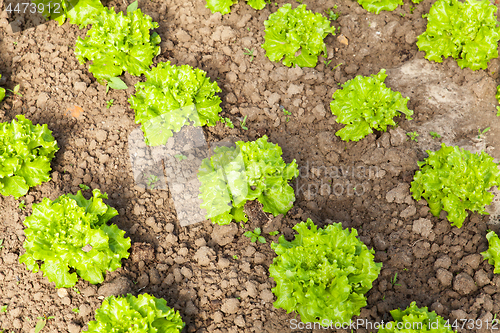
[1,0,500,332]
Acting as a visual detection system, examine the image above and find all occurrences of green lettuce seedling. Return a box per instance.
[84,293,185,332]
[262,4,335,68]
[74,6,160,83]
[411,144,500,228]
[31,0,104,27]
[129,61,222,146]
[19,189,130,288]
[205,0,268,14]
[330,69,413,142]
[482,230,500,274]
[269,219,382,326]
[0,115,59,198]
[417,0,500,70]
[379,301,454,332]
[198,135,298,225]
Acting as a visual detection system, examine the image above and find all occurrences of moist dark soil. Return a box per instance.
[1,0,500,332]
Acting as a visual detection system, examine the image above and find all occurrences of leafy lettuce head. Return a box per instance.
[330,69,413,142]
[269,219,382,326]
[19,189,130,288]
[262,4,335,68]
[416,0,500,70]
[379,301,455,332]
[197,135,299,225]
[411,143,500,228]
[129,61,222,146]
[0,115,59,198]
[84,293,185,333]
[205,0,267,14]
[74,6,160,82]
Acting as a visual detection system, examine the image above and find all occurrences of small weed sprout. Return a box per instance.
[406,131,419,142]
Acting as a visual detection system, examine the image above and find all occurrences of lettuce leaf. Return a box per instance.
[356,0,403,14]
[0,75,5,102]
[205,0,267,14]
[30,0,104,27]
[416,0,500,70]
[269,219,382,326]
[0,115,59,199]
[482,230,500,274]
[84,293,185,333]
[19,189,130,288]
[262,4,335,68]
[379,301,455,332]
[330,69,412,142]
[198,135,299,225]
[74,6,160,82]
[129,61,222,146]
[411,143,500,228]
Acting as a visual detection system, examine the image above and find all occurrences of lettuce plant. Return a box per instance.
[84,293,185,333]
[379,302,454,332]
[330,69,413,142]
[411,144,500,228]
[74,6,160,82]
[262,4,335,68]
[0,115,59,199]
[129,61,222,146]
[416,0,500,70]
[269,219,382,326]
[482,230,500,274]
[31,0,104,27]
[356,0,421,14]
[205,0,268,14]
[198,135,299,225]
[19,189,130,288]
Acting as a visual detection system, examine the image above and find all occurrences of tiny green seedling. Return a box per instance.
[325,59,333,66]
[478,127,490,139]
[244,227,266,243]
[232,255,238,260]
[400,13,405,17]
[146,174,159,189]
[0,305,7,313]
[19,200,25,211]
[391,272,401,286]
[410,6,416,14]
[243,48,255,62]
[174,154,187,161]
[72,308,79,314]
[332,62,343,71]
[221,117,234,129]
[246,27,250,31]
[79,184,90,190]
[106,77,127,93]
[72,287,80,294]
[6,84,22,97]
[406,131,419,142]
[0,239,3,249]
[283,108,291,116]
[324,6,340,21]
[106,99,114,109]
[269,231,279,236]
[429,131,441,139]
[35,315,55,333]
[240,115,248,130]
